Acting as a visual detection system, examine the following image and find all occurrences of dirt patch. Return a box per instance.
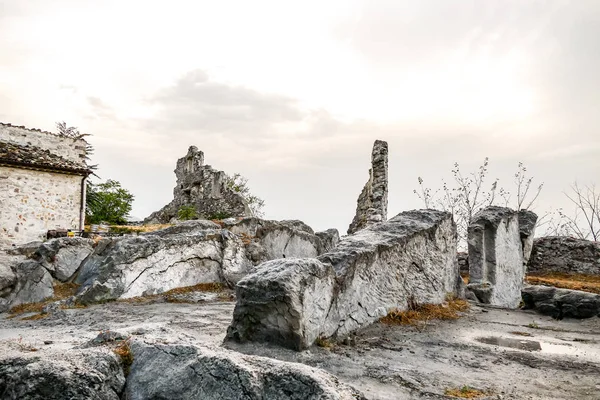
[445,386,488,398]
[380,297,469,327]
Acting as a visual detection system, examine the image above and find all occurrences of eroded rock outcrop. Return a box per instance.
[0,344,125,400]
[522,285,600,319]
[32,237,95,282]
[125,341,365,400]
[145,146,251,223]
[466,206,524,308]
[347,140,388,234]
[73,218,331,304]
[74,229,250,304]
[528,236,600,276]
[227,209,460,350]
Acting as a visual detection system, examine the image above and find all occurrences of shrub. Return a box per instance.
[177,205,198,220]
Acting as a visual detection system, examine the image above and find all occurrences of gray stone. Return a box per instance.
[347,140,388,234]
[227,209,459,350]
[74,230,243,304]
[467,206,523,308]
[518,210,538,267]
[522,285,600,319]
[316,229,341,253]
[6,241,43,257]
[145,146,251,223]
[528,236,600,276]
[33,237,95,282]
[0,344,125,400]
[124,341,365,400]
[1,260,54,312]
[228,217,324,263]
[457,251,469,277]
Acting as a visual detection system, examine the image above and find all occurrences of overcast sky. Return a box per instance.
[1,0,598,233]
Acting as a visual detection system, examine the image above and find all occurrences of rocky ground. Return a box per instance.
[1,292,598,400]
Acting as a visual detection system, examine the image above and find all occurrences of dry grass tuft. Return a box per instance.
[164,282,223,295]
[526,273,600,295]
[380,297,470,327]
[9,302,46,315]
[20,313,49,321]
[113,340,134,376]
[239,233,254,245]
[510,331,532,337]
[53,282,80,299]
[315,336,334,349]
[119,282,227,304]
[445,386,488,398]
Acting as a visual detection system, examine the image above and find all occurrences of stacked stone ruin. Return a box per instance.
[347,140,388,234]
[145,146,251,223]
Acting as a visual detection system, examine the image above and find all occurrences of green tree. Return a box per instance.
[177,205,198,221]
[224,173,265,217]
[86,180,134,224]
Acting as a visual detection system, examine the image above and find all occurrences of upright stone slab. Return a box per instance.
[347,140,388,234]
[227,209,460,350]
[518,209,538,268]
[467,206,523,308]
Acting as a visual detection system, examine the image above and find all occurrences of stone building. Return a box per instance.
[145,146,251,223]
[0,123,91,247]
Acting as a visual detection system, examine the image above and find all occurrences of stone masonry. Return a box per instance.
[0,123,90,247]
[347,140,388,234]
[145,146,250,223]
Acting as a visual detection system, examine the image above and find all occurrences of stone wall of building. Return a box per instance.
[0,123,87,166]
[0,166,83,247]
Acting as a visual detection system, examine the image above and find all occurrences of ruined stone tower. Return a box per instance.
[347,140,388,234]
[145,146,251,223]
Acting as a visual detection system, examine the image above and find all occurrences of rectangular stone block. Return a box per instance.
[227,209,460,350]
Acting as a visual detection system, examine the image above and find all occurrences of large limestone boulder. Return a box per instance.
[466,206,523,308]
[528,236,600,276]
[226,217,327,262]
[316,229,340,253]
[124,341,365,400]
[32,237,95,282]
[0,343,125,400]
[347,140,388,234]
[522,285,600,319]
[227,209,459,350]
[74,230,251,304]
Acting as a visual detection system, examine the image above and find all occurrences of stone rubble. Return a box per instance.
[522,285,600,319]
[347,140,388,235]
[227,209,460,350]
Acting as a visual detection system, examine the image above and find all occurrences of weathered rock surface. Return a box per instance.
[145,146,251,223]
[32,237,95,282]
[0,344,125,400]
[141,219,220,237]
[522,285,600,319]
[316,229,341,253]
[1,260,53,312]
[347,140,388,235]
[457,251,469,277]
[467,206,523,308]
[518,210,538,267]
[74,230,249,304]
[125,341,365,400]
[528,236,600,276]
[227,209,460,350]
[227,217,327,262]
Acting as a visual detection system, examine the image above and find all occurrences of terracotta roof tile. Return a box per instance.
[0,141,91,175]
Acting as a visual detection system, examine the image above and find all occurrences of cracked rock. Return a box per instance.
[0,343,125,400]
[227,209,460,350]
[124,340,366,400]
